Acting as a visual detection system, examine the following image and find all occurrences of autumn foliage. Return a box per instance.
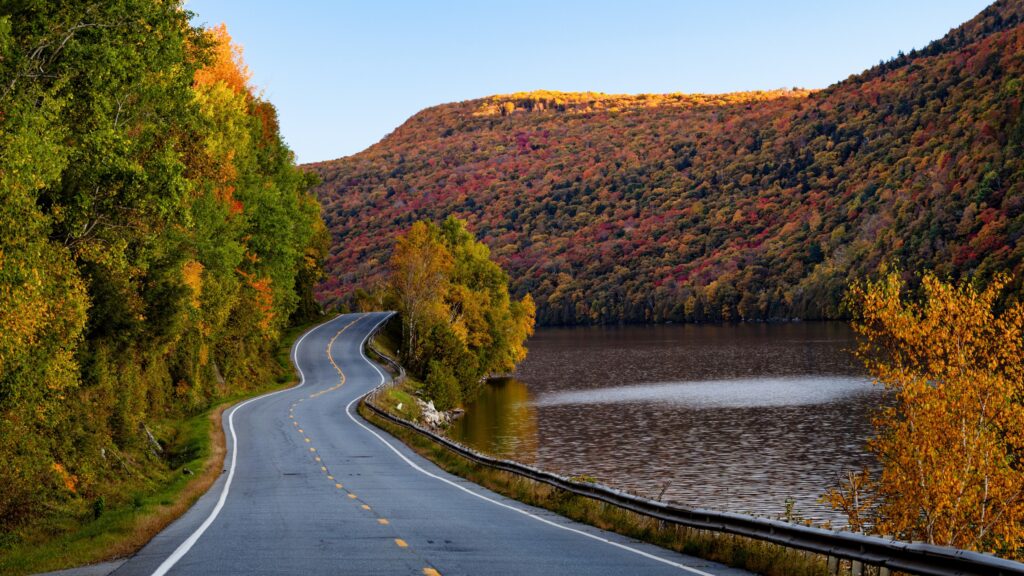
[193,23,252,95]
[310,0,1024,325]
[386,217,535,410]
[0,2,325,541]
[832,271,1024,558]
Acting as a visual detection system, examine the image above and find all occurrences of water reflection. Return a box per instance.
[535,375,873,409]
[452,378,538,463]
[449,322,882,523]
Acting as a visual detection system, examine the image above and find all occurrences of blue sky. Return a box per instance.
[186,1,991,164]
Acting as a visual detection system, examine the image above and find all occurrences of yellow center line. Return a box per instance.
[335,483,343,489]
[423,568,441,576]
[321,466,327,472]
[327,475,333,480]
[311,315,367,399]
[309,447,316,452]
[395,539,408,548]
[347,493,357,499]
[377,518,389,525]
[361,504,371,510]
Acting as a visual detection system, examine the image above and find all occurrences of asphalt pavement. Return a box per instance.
[89,312,753,576]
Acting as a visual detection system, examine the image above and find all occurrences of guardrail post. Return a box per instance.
[827,556,839,575]
[878,567,890,576]
[851,559,863,576]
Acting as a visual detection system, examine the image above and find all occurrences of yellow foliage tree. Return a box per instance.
[389,221,452,358]
[387,217,535,407]
[841,271,1024,557]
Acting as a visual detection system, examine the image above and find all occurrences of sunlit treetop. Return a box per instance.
[473,89,814,117]
[194,23,252,96]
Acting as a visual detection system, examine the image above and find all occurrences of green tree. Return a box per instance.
[387,217,535,407]
[0,2,326,537]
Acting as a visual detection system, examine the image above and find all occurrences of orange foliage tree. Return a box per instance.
[193,23,251,95]
[838,271,1024,558]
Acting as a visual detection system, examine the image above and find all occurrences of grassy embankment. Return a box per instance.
[361,325,837,576]
[0,321,320,576]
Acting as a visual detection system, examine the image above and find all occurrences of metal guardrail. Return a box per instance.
[365,338,405,384]
[359,319,1024,576]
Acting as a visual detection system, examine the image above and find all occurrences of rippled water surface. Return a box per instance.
[450,322,881,522]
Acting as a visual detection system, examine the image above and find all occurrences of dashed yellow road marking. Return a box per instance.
[423,568,441,576]
[292,421,297,426]
[321,466,327,472]
[347,493,357,499]
[309,447,316,452]
[298,429,303,433]
[315,456,321,462]
[361,504,371,510]
[335,483,343,489]
[395,539,408,548]
[377,518,389,525]
[327,475,333,480]
[304,438,311,443]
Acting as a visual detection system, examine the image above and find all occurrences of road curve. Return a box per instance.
[108,312,752,576]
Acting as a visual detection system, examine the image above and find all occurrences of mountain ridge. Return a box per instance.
[309,0,1024,325]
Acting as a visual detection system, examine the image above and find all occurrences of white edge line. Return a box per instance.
[149,316,340,576]
[345,314,716,576]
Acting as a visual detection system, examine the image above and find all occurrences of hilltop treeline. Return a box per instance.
[0,1,325,536]
[311,0,1024,325]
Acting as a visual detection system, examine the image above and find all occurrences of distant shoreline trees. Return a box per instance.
[387,217,535,410]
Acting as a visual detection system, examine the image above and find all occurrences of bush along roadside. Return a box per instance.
[0,320,322,576]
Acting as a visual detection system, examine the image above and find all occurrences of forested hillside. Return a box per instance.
[310,0,1024,325]
[0,0,325,539]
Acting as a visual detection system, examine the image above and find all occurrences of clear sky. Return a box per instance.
[186,1,991,164]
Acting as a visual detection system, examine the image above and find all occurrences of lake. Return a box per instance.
[449,322,882,524]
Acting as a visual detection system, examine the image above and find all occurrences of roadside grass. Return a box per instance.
[372,384,423,422]
[366,331,424,422]
[0,320,319,576]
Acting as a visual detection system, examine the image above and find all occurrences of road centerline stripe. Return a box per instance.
[148,317,340,576]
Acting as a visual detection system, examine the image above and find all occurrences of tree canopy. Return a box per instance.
[0,1,325,538]
[827,271,1024,558]
[387,217,534,410]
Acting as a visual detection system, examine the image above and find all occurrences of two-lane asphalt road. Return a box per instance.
[109,312,751,575]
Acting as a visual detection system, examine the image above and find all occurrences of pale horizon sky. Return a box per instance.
[186,1,992,164]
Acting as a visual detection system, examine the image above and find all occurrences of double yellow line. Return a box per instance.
[310,315,365,398]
